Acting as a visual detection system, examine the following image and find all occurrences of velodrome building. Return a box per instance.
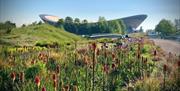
[39,14,147,33]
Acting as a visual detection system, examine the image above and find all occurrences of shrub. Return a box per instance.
[46,58,58,71]
[25,61,46,79]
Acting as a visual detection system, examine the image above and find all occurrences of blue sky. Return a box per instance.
[0,0,180,30]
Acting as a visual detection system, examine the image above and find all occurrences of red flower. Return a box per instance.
[92,42,96,51]
[154,50,157,56]
[112,53,115,59]
[42,87,46,91]
[178,61,180,67]
[56,65,60,74]
[163,64,168,72]
[10,72,16,82]
[137,53,140,59]
[35,76,40,87]
[103,64,109,74]
[112,63,116,70]
[19,72,24,82]
[52,73,56,81]
[64,85,70,91]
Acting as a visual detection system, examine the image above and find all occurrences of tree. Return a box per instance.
[32,21,37,26]
[0,21,16,34]
[65,16,73,23]
[108,20,122,34]
[82,19,88,24]
[79,19,90,34]
[38,21,42,25]
[139,26,143,32]
[155,19,176,36]
[57,19,64,28]
[98,16,109,33]
[74,18,80,24]
[98,16,106,22]
[118,20,126,34]
[74,18,80,34]
[58,19,64,24]
[22,24,26,27]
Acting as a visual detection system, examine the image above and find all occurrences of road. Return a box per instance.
[151,39,180,55]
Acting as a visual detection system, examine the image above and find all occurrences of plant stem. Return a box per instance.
[85,66,87,91]
[164,71,166,90]
[92,49,95,91]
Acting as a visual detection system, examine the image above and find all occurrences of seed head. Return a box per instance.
[103,64,109,74]
[64,85,69,91]
[19,72,24,82]
[56,65,60,74]
[10,72,16,82]
[163,64,168,72]
[112,63,116,70]
[112,53,115,59]
[143,58,147,64]
[42,87,46,91]
[52,73,56,81]
[73,85,78,91]
[178,61,180,67]
[154,50,157,56]
[92,42,96,51]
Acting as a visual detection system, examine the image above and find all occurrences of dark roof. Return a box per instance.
[120,14,147,29]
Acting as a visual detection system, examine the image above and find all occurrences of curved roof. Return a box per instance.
[39,14,60,23]
[39,14,147,29]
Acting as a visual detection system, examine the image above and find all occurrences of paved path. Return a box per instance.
[151,39,180,55]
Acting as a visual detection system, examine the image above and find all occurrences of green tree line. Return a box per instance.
[56,16,126,35]
[155,19,177,36]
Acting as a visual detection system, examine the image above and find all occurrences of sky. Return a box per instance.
[0,0,180,30]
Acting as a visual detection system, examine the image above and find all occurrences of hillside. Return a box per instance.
[0,24,82,46]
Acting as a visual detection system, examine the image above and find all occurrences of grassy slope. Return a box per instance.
[0,24,82,46]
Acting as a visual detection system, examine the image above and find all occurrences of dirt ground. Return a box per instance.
[151,39,180,55]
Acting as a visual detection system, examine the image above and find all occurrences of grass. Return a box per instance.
[0,24,180,90]
[0,24,83,46]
